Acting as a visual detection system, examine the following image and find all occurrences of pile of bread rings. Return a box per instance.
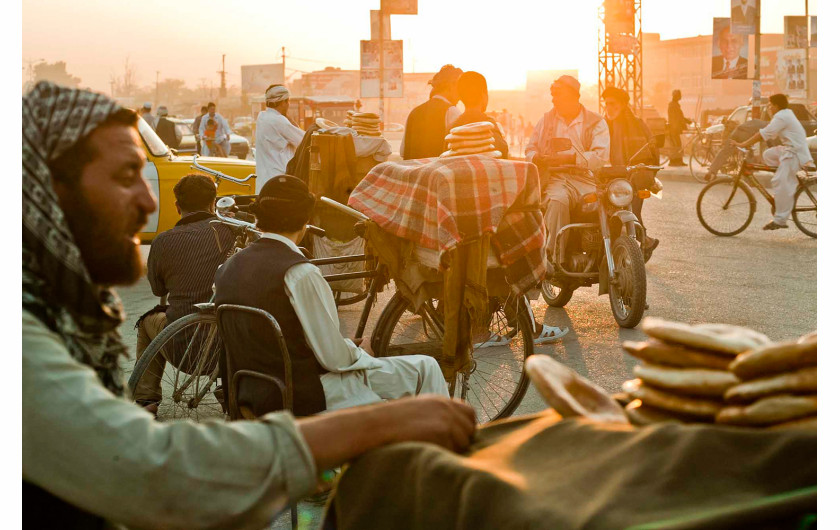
[440,122,501,158]
[621,318,817,430]
[344,111,381,137]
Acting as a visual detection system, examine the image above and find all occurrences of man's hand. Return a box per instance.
[297,395,477,471]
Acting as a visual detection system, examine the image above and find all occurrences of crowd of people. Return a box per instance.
[21,60,814,526]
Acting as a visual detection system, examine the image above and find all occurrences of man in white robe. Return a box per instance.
[255,85,305,191]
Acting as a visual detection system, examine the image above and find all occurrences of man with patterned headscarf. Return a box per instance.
[255,84,305,191]
[22,82,476,528]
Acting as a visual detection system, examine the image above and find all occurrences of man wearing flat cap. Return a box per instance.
[154,105,182,149]
[255,84,305,192]
[401,64,463,160]
[526,75,610,268]
[214,176,450,417]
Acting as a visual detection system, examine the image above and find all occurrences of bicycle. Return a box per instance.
[696,147,817,238]
[687,126,725,182]
[129,197,535,425]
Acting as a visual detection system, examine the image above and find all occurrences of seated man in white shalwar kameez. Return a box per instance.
[214,175,449,416]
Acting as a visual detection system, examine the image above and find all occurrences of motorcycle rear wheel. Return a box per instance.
[541,280,575,308]
[608,235,647,328]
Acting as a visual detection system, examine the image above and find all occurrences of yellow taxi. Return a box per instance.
[137,118,256,242]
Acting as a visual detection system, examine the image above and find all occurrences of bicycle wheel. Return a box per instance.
[128,312,226,421]
[696,177,756,236]
[689,141,715,182]
[792,179,817,238]
[372,293,533,424]
[334,290,368,307]
[541,280,575,308]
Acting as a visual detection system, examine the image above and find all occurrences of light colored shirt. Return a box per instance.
[22,310,317,529]
[255,108,306,191]
[199,112,232,142]
[260,233,385,410]
[759,108,813,166]
[525,108,611,171]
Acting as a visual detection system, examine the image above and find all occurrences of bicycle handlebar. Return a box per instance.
[319,197,369,221]
[192,155,256,184]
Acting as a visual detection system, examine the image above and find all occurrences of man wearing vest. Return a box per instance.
[401,64,463,160]
[214,175,450,417]
[526,75,611,267]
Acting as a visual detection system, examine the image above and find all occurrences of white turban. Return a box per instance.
[265,85,290,103]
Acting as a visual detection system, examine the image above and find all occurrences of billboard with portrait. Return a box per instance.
[604,0,634,35]
[785,16,809,49]
[776,49,806,100]
[712,18,748,79]
[730,0,757,35]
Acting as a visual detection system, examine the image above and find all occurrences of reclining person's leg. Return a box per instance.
[134,312,168,403]
[367,355,449,400]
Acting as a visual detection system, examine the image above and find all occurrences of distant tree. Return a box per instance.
[111,57,140,98]
[32,61,81,88]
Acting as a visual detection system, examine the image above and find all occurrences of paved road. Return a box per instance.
[114,172,816,529]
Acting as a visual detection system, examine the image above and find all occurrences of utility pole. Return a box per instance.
[219,54,227,98]
[751,1,761,119]
[378,9,385,121]
[805,0,811,103]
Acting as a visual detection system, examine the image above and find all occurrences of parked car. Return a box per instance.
[137,117,255,242]
[173,118,251,159]
[720,103,816,136]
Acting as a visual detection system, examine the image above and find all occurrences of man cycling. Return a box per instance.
[525,75,610,268]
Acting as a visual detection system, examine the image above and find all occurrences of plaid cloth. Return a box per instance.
[348,156,547,294]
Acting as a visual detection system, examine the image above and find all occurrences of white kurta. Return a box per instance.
[759,108,813,224]
[260,233,449,410]
[255,108,305,191]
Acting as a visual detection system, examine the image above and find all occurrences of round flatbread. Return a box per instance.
[624,399,687,426]
[443,143,497,156]
[724,367,817,403]
[353,127,381,134]
[716,394,817,426]
[767,415,817,431]
[445,131,494,143]
[622,340,732,370]
[525,355,628,424]
[633,364,739,397]
[448,137,495,149]
[450,121,494,135]
[729,339,817,381]
[440,150,502,159]
[798,331,816,344]
[356,131,381,137]
[351,117,381,126]
[623,379,722,419]
[315,117,340,129]
[641,318,772,355]
[352,112,380,119]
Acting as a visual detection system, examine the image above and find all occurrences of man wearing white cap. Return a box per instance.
[255,84,305,191]
[140,102,155,128]
[526,75,610,268]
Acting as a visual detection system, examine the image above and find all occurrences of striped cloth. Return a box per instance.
[146,212,235,323]
[348,156,547,294]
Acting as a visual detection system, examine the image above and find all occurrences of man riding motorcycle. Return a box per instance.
[525,75,610,268]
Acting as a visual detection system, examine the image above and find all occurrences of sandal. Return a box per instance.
[534,324,569,345]
[474,333,512,349]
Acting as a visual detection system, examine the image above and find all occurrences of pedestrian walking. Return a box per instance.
[667,90,688,166]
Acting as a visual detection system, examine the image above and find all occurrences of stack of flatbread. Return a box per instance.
[621,318,770,426]
[440,122,501,158]
[345,112,381,137]
[719,332,817,430]
[621,318,817,431]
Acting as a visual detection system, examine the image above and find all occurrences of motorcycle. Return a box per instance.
[539,138,663,328]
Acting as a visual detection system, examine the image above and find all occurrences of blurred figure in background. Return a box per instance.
[192,105,208,155]
[667,90,688,166]
[255,84,305,191]
[199,102,231,157]
[154,106,181,149]
[139,102,155,128]
[401,64,463,159]
[449,71,509,159]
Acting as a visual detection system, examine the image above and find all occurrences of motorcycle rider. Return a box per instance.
[525,75,610,268]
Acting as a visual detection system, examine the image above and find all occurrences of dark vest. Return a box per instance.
[214,238,327,416]
[402,97,452,160]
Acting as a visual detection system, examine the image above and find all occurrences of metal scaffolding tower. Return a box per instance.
[598,0,643,115]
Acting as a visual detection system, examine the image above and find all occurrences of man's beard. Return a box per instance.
[62,187,147,286]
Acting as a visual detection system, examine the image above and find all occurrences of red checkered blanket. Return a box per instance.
[348,156,547,294]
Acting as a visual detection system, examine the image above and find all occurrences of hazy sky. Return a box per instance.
[22,0,816,92]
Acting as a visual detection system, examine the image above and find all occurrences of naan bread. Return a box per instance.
[447,137,495,149]
[633,364,739,397]
[641,318,771,355]
[767,415,817,431]
[449,121,494,135]
[624,399,687,426]
[716,394,817,426]
[525,355,628,424]
[623,379,722,419]
[622,340,732,370]
[440,150,502,159]
[724,367,817,403]
[729,340,817,380]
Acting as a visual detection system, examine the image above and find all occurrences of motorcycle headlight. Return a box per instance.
[607,179,634,207]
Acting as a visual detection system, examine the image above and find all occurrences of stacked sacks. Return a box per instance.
[346,112,381,137]
[719,333,817,429]
[621,318,768,425]
[441,121,501,158]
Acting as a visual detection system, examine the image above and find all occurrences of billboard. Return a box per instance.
[785,16,809,49]
[604,0,634,35]
[241,64,285,95]
[730,0,757,35]
[712,18,748,79]
[776,49,806,99]
[360,40,404,98]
